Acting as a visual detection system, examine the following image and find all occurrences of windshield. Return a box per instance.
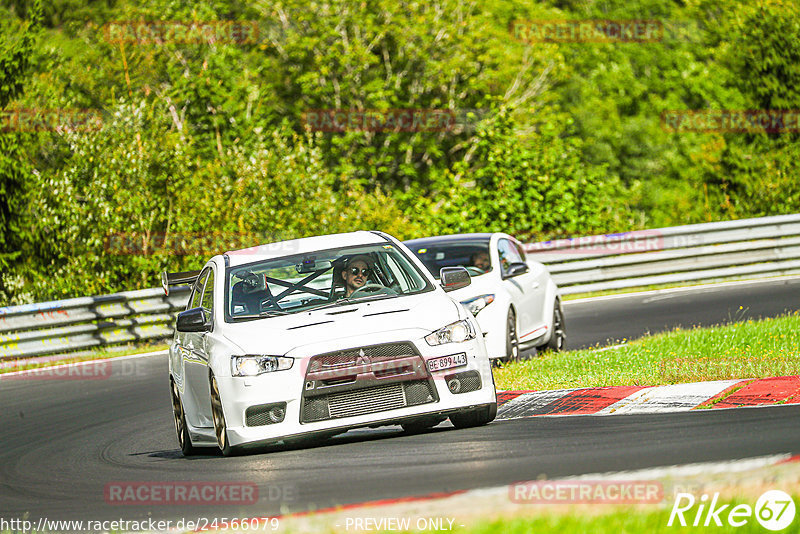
[407,240,492,279]
[224,243,433,321]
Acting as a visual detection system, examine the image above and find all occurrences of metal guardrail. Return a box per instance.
[1,214,799,359]
[0,287,190,360]
[524,213,800,294]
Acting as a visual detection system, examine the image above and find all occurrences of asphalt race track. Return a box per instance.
[564,277,800,350]
[2,278,799,524]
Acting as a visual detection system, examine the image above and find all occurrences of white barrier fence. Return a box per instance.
[524,214,800,294]
[2,214,799,359]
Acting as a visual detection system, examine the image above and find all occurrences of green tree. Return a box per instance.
[0,0,42,301]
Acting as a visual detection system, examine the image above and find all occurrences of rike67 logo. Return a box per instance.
[668,490,795,531]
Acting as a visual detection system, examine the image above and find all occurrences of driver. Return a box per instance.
[341,255,373,297]
[470,250,491,272]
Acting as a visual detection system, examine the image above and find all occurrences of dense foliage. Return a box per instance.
[1,0,798,302]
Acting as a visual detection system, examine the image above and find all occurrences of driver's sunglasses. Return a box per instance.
[348,267,370,276]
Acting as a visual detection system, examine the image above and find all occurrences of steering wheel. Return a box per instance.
[350,283,397,298]
[464,266,485,276]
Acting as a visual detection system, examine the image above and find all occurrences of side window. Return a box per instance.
[201,269,214,313]
[497,239,523,274]
[514,241,527,262]
[189,270,209,310]
[384,254,411,292]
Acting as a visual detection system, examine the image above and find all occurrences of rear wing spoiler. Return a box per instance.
[161,269,202,296]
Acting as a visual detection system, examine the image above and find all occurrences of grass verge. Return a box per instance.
[494,312,800,391]
[456,499,799,534]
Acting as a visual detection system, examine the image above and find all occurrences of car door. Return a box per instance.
[515,240,549,333]
[171,271,205,389]
[497,238,539,340]
[182,266,215,428]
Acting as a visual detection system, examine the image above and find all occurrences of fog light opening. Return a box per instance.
[269,405,286,423]
[448,378,462,394]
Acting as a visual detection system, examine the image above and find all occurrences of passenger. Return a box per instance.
[470,250,491,272]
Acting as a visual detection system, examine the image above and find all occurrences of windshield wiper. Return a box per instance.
[231,310,290,320]
[313,293,400,311]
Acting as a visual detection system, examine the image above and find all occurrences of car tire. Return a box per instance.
[544,299,566,351]
[449,403,497,429]
[402,416,445,434]
[504,308,520,363]
[171,379,199,456]
[210,374,240,457]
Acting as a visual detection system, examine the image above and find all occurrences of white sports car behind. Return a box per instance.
[404,233,565,362]
[164,231,497,456]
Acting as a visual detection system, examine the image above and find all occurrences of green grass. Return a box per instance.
[494,312,800,391]
[0,342,168,374]
[454,499,799,534]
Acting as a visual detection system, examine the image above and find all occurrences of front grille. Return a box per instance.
[308,342,419,371]
[301,397,329,423]
[405,380,436,404]
[300,380,436,423]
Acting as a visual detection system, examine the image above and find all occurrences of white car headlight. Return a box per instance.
[425,319,477,346]
[231,355,294,377]
[461,294,495,316]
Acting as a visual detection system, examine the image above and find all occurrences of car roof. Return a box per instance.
[403,233,496,248]
[225,231,389,267]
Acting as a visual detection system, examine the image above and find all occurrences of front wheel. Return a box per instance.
[210,375,240,457]
[449,403,497,429]
[545,299,566,351]
[503,308,520,363]
[171,380,199,456]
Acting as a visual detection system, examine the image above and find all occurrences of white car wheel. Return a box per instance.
[545,299,566,351]
[210,375,238,456]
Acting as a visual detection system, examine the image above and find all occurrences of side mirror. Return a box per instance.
[502,262,529,279]
[440,267,471,292]
[176,307,211,332]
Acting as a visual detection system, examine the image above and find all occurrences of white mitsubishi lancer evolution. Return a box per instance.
[163,231,497,456]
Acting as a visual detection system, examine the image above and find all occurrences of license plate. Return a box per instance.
[427,353,468,372]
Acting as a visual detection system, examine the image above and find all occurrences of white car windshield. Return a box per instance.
[408,240,492,279]
[225,243,432,321]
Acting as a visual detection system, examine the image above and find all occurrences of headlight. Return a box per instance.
[461,294,495,316]
[231,355,294,377]
[425,319,477,346]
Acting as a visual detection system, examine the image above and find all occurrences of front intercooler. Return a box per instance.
[299,342,438,423]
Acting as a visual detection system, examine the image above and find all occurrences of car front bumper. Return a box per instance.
[215,331,496,447]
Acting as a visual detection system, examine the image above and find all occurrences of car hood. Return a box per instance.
[221,291,460,355]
